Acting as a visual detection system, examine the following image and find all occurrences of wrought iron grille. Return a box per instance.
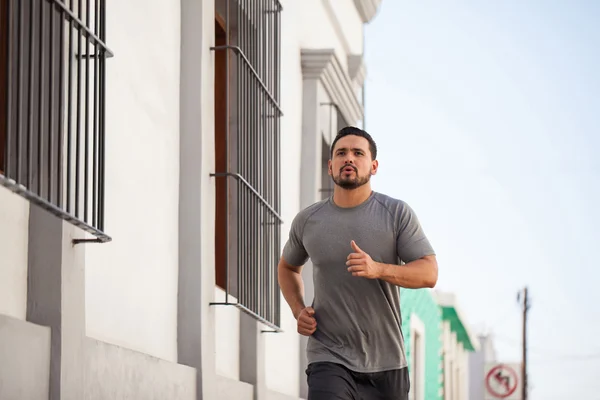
[211,0,283,331]
[0,0,112,243]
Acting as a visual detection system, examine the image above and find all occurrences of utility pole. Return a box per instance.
[520,287,530,400]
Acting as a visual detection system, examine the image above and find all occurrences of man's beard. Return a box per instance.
[332,167,371,190]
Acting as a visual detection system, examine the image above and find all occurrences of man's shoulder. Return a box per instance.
[372,192,410,213]
[293,198,330,224]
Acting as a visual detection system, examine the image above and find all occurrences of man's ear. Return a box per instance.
[328,160,333,176]
[371,160,379,175]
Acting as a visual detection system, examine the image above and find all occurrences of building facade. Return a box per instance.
[435,291,479,400]
[400,288,444,400]
[0,0,381,399]
[468,334,498,400]
[401,289,481,400]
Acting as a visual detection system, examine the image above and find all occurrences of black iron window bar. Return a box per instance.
[210,0,283,332]
[1,0,113,243]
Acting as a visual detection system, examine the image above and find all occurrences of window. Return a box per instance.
[212,0,283,330]
[0,0,112,243]
[320,135,332,200]
[319,104,347,199]
[214,13,228,293]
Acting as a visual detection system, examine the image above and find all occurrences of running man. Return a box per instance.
[278,126,438,400]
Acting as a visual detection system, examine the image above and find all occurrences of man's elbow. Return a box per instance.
[278,257,302,275]
[426,272,438,288]
[424,256,438,288]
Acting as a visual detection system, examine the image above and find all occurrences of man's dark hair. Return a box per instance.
[330,126,378,160]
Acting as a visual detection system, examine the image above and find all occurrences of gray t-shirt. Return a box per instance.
[282,191,435,373]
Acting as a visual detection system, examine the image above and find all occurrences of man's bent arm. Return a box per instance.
[377,255,438,289]
[278,257,307,319]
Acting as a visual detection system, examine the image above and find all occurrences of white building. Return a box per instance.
[468,334,498,400]
[0,0,382,399]
[435,291,480,400]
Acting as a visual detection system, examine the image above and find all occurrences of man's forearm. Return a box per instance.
[278,263,306,319]
[376,257,438,289]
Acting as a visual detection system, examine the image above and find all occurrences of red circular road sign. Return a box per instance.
[485,365,518,398]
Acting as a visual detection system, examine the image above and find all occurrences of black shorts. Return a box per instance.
[306,362,410,400]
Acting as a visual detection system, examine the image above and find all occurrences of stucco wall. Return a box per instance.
[0,187,29,320]
[262,0,304,396]
[468,341,485,400]
[441,321,471,400]
[215,375,254,400]
[84,0,182,362]
[401,288,443,400]
[468,334,497,400]
[296,0,363,72]
[322,0,364,55]
[84,338,196,400]
[0,1,373,398]
[0,315,51,400]
[214,288,241,380]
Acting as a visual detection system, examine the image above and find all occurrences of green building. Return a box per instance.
[401,289,478,400]
[401,288,443,400]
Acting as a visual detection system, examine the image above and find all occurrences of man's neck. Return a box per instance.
[332,184,373,208]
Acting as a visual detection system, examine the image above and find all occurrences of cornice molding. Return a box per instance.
[301,49,363,124]
[353,0,382,24]
[347,54,366,87]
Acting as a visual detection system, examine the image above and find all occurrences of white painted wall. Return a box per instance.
[0,187,28,320]
[442,322,451,400]
[410,314,426,400]
[442,321,472,400]
[214,288,241,380]
[262,1,308,395]
[323,0,364,55]
[50,0,369,395]
[85,337,197,400]
[468,337,486,400]
[84,0,182,362]
[0,0,372,397]
[457,342,466,400]
[296,0,364,73]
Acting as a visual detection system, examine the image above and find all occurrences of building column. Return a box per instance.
[177,0,217,399]
[26,204,86,400]
[297,77,324,399]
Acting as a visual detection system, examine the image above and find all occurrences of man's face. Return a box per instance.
[329,135,378,190]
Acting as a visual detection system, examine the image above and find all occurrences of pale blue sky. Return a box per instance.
[365,1,600,398]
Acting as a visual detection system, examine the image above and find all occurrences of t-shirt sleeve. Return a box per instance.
[396,202,435,263]
[281,212,309,267]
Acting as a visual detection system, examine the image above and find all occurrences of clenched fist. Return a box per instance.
[296,306,317,336]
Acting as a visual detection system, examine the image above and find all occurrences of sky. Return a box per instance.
[365,1,600,399]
